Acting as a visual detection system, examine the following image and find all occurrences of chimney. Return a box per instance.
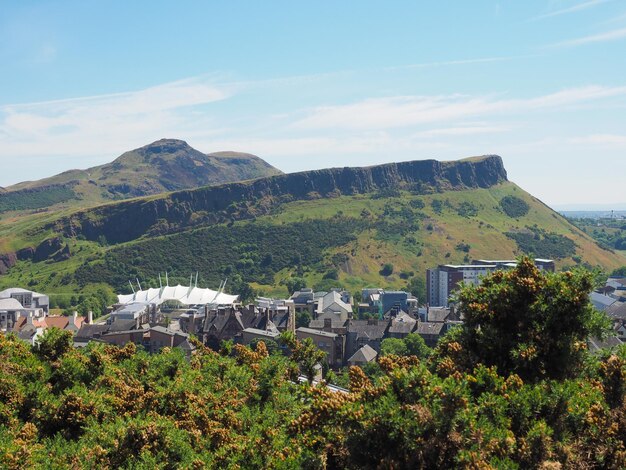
[87,310,93,324]
[266,307,271,328]
[27,311,34,326]
[324,318,332,330]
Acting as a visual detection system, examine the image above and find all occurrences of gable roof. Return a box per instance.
[317,290,352,314]
[348,344,378,363]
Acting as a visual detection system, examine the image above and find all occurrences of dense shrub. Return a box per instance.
[506,227,576,259]
[0,186,76,213]
[500,195,530,218]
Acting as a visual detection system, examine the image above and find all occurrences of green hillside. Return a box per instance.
[1,178,623,302]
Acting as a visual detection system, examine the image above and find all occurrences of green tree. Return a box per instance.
[380,338,408,356]
[455,257,610,381]
[379,263,394,276]
[611,266,626,277]
[296,310,312,328]
[403,333,431,358]
[286,277,306,295]
[280,331,326,382]
[405,276,426,304]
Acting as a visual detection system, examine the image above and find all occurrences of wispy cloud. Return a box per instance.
[549,26,626,47]
[531,0,611,20]
[570,133,626,145]
[0,77,232,160]
[385,56,518,71]
[292,86,626,131]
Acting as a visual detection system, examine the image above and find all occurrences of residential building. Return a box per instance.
[427,258,555,307]
[387,312,417,339]
[416,322,446,348]
[296,327,344,368]
[347,344,378,367]
[345,319,390,359]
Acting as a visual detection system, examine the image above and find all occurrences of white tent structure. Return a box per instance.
[118,280,239,307]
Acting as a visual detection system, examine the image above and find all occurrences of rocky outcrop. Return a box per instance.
[33,237,64,262]
[48,155,507,245]
[0,252,17,275]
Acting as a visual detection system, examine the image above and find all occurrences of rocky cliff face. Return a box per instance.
[49,155,507,245]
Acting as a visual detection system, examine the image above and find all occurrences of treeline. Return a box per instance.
[1,260,626,468]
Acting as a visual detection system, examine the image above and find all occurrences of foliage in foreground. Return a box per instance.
[1,260,626,468]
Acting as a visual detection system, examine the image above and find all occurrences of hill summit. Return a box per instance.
[1,139,281,214]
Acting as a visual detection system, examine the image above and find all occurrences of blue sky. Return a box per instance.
[1,0,626,208]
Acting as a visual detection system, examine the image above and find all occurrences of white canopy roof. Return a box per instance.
[118,285,239,307]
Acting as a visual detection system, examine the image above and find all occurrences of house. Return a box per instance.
[290,288,316,314]
[387,312,417,339]
[308,317,348,335]
[416,322,445,347]
[201,305,263,349]
[345,319,390,359]
[315,290,352,323]
[99,326,195,356]
[347,344,378,367]
[381,291,417,317]
[296,327,344,368]
[426,306,459,323]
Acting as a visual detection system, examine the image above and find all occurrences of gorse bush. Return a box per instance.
[1,259,625,468]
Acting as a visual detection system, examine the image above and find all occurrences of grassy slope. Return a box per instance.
[0,181,622,299]
[258,182,623,294]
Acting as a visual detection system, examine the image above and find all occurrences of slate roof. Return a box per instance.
[606,302,626,320]
[591,292,618,311]
[75,324,110,340]
[427,307,452,323]
[588,335,623,353]
[388,312,417,334]
[347,320,389,340]
[108,319,139,332]
[297,327,338,338]
[416,322,445,336]
[308,319,348,330]
[347,344,378,364]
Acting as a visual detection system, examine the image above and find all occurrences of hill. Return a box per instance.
[0,154,624,301]
[0,139,281,215]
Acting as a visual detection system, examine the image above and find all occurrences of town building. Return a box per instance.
[427,258,555,307]
[296,327,345,368]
